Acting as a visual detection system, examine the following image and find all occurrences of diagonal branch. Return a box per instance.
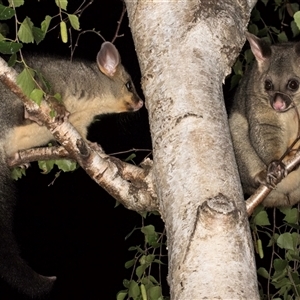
[246,150,300,215]
[0,57,158,213]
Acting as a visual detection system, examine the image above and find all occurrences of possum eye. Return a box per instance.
[125,81,133,92]
[287,79,299,91]
[264,80,273,91]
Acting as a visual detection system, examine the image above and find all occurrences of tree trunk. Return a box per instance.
[125,0,259,298]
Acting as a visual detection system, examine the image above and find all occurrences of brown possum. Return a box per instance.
[0,41,142,296]
[229,32,300,207]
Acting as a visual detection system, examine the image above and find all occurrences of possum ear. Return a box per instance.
[97,42,121,77]
[246,32,271,64]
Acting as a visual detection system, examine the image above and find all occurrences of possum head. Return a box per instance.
[246,32,300,113]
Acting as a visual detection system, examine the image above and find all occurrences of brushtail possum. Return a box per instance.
[229,32,300,207]
[0,41,143,296]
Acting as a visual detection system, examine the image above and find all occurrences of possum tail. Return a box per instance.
[0,157,56,297]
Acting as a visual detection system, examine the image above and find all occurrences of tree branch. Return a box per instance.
[246,150,300,215]
[0,56,158,213]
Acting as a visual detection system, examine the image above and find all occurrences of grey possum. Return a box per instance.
[0,41,143,296]
[229,32,300,207]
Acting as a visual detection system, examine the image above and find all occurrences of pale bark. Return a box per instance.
[125,0,259,298]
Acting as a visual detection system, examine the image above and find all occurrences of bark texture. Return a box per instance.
[125,0,259,298]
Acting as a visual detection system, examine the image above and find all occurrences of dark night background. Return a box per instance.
[0,0,294,299]
[0,0,159,299]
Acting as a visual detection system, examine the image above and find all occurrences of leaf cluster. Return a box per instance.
[117,223,168,300]
[251,205,300,300]
[0,0,80,57]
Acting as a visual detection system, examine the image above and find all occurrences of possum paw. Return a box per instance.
[254,160,287,189]
[266,160,287,188]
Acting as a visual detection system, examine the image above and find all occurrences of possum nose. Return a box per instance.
[133,100,143,111]
[271,93,293,112]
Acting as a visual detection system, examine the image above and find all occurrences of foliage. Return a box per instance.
[251,205,300,299]
[117,220,168,300]
[0,0,80,52]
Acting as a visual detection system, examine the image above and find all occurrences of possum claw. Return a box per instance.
[254,160,287,189]
[266,160,287,188]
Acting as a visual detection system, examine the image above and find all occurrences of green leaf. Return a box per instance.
[32,26,45,44]
[141,225,159,246]
[288,252,300,261]
[55,159,77,172]
[128,246,139,251]
[53,93,62,102]
[55,0,68,10]
[244,49,254,64]
[0,23,10,37]
[290,3,299,14]
[149,286,162,300]
[272,277,290,289]
[68,14,80,30]
[257,27,268,37]
[60,21,68,43]
[291,20,300,37]
[128,280,140,299]
[230,74,242,90]
[41,15,51,34]
[125,153,136,162]
[294,11,300,31]
[141,225,156,235]
[261,35,272,45]
[253,210,271,226]
[0,4,15,20]
[11,167,26,180]
[273,259,288,272]
[124,259,135,269]
[270,26,280,34]
[153,259,164,264]
[16,67,35,97]
[148,275,159,285]
[281,207,298,224]
[251,8,261,22]
[291,232,300,248]
[29,88,44,105]
[290,271,300,285]
[18,17,34,43]
[147,255,155,263]
[141,277,154,288]
[232,59,243,75]
[136,264,147,279]
[116,290,128,300]
[35,69,51,93]
[0,41,22,54]
[277,233,294,250]
[257,267,269,279]
[277,31,288,43]
[38,160,55,174]
[261,0,269,6]
[8,0,24,7]
[7,52,17,66]
[123,279,130,288]
[248,23,259,35]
